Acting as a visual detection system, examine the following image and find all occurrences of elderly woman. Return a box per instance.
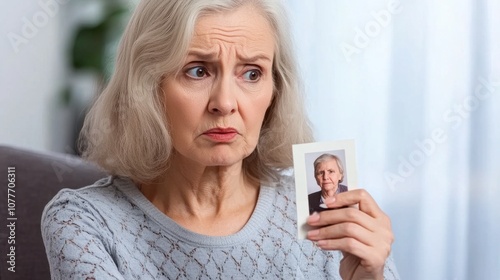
[309,154,348,214]
[42,0,398,279]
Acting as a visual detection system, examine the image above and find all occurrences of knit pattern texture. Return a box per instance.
[42,176,399,279]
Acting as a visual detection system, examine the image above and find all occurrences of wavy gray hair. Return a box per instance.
[79,0,313,184]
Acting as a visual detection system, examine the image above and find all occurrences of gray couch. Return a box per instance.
[0,146,106,280]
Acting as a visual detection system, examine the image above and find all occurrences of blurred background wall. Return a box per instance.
[0,0,128,153]
[289,0,500,279]
[1,0,499,279]
[0,1,67,151]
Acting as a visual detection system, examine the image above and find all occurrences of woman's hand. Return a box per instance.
[306,189,394,280]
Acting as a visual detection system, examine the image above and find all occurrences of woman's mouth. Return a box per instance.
[203,128,239,142]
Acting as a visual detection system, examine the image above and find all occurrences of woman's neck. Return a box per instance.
[139,156,260,236]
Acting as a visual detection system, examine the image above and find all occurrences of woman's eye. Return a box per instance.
[242,69,261,81]
[186,66,208,79]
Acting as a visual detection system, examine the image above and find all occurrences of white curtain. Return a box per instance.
[288,0,500,279]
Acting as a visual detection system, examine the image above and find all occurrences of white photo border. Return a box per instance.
[293,139,358,239]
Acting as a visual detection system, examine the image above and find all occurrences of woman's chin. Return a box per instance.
[173,143,254,167]
[205,147,253,167]
[206,156,244,167]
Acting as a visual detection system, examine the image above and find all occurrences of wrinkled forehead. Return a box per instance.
[163,2,279,78]
[188,4,275,55]
[315,159,340,171]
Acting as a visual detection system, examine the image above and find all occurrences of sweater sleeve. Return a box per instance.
[383,252,400,280]
[41,190,125,280]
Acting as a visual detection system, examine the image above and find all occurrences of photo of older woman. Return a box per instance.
[41,0,398,279]
[308,153,348,214]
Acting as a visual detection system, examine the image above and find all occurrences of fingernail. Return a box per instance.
[317,240,327,248]
[307,212,320,223]
[307,229,319,238]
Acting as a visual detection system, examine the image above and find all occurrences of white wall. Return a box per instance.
[0,0,67,152]
[0,0,113,153]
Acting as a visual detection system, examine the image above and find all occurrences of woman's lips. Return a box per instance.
[202,128,238,142]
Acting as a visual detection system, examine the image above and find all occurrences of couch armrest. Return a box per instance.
[0,145,106,280]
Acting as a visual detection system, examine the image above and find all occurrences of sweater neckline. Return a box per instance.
[113,176,274,247]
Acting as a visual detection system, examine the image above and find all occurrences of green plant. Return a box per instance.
[56,0,128,153]
[71,0,128,80]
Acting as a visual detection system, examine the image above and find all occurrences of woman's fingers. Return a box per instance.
[320,238,389,270]
[340,252,385,277]
[309,229,392,272]
[324,189,383,219]
[306,188,394,274]
[307,207,378,232]
[307,217,393,252]
[307,221,373,245]
[306,207,394,253]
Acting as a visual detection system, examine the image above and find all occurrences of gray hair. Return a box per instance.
[79,0,313,184]
[313,154,344,182]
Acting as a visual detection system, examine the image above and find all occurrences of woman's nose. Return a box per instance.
[208,75,237,115]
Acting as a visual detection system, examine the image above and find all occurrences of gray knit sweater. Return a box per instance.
[41,176,399,279]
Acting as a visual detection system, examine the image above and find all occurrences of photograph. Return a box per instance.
[293,140,357,239]
[2,0,499,278]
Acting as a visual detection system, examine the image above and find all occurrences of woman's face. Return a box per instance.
[315,160,343,193]
[162,4,275,168]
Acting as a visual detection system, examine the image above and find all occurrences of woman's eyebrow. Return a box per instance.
[186,50,272,63]
[237,53,272,63]
[186,50,217,62]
